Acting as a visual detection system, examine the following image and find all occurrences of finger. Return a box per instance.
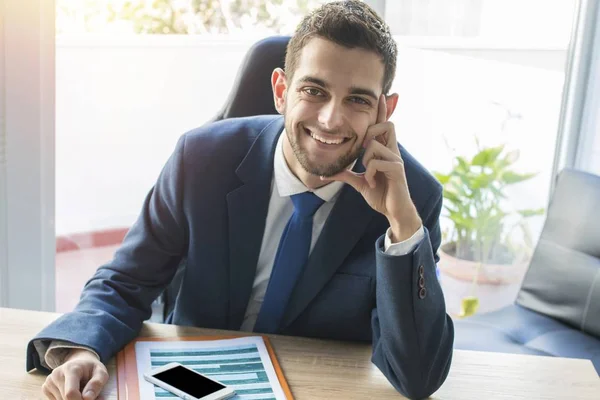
[362,139,401,168]
[320,170,369,192]
[42,386,57,400]
[64,370,84,400]
[364,122,388,147]
[361,96,389,150]
[365,121,399,154]
[57,364,84,400]
[42,377,60,400]
[364,159,404,187]
[82,366,109,400]
[377,94,387,124]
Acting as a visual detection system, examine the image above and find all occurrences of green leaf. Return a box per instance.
[443,204,459,215]
[502,171,537,184]
[489,185,507,199]
[449,180,470,199]
[456,156,470,172]
[471,145,504,166]
[433,172,450,185]
[448,211,476,230]
[471,174,495,189]
[518,208,545,217]
[443,189,461,204]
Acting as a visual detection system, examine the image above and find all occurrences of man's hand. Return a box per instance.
[42,348,109,400]
[322,95,422,242]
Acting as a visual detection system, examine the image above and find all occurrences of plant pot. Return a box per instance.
[437,242,529,316]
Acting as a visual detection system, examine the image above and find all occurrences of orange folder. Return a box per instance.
[116,335,294,400]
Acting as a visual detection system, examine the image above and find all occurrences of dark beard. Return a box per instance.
[285,122,362,177]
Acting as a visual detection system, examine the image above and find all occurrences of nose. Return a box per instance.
[317,100,344,131]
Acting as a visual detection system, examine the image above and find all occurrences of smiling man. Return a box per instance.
[29,2,453,400]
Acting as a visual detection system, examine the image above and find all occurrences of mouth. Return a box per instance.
[303,126,351,146]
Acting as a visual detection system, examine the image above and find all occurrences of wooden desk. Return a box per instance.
[1,307,599,399]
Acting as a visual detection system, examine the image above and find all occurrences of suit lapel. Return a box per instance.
[226,117,284,330]
[281,157,376,329]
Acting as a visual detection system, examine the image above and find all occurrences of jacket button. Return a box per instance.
[418,276,425,288]
[419,287,427,299]
[418,265,425,276]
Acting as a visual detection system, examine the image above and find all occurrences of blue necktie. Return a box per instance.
[254,192,325,333]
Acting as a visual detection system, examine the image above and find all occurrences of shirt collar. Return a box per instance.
[274,129,356,202]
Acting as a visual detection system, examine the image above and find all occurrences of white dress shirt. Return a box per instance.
[239,131,424,331]
[41,130,425,368]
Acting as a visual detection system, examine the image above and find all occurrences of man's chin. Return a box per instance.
[292,143,361,178]
[301,159,355,178]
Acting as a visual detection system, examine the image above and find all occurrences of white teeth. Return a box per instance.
[310,132,344,145]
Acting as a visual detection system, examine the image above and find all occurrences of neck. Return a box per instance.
[282,134,329,190]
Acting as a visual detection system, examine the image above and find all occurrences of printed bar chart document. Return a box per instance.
[117,336,293,400]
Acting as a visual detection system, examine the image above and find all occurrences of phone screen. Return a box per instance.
[154,365,226,398]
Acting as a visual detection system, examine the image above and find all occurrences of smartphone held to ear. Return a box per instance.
[144,362,236,400]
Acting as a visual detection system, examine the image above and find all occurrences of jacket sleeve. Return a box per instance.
[27,135,189,373]
[371,192,454,399]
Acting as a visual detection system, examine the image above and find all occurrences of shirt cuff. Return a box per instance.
[35,340,100,370]
[383,225,425,256]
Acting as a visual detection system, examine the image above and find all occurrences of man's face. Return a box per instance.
[274,37,386,177]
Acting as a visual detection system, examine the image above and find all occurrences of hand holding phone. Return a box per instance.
[144,362,236,400]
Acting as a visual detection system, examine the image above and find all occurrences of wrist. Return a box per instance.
[65,348,99,362]
[388,213,422,243]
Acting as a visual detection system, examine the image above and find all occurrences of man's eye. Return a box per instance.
[303,88,323,96]
[350,97,369,105]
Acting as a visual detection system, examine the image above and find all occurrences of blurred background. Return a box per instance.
[54,0,577,316]
[2,0,599,319]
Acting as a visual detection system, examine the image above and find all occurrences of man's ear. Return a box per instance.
[385,93,399,120]
[271,68,287,114]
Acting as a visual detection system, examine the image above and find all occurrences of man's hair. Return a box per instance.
[285,0,397,94]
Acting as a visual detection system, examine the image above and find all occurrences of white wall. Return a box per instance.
[55,36,566,238]
[56,37,252,234]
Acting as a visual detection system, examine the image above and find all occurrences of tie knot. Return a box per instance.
[291,192,325,218]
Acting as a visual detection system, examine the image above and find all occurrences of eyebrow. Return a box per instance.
[349,86,378,101]
[297,75,379,101]
[297,76,328,88]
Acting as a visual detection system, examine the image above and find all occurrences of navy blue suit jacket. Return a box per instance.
[28,115,453,399]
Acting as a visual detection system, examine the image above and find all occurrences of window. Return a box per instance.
[378,0,578,317]
[54,0,332,312]
[8,0,578,316]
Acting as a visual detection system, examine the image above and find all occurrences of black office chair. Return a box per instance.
[454,168,600,374]
[158,36,291,322]
[208,36,290,121]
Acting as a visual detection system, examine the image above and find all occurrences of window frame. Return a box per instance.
[0,0,56,311]
[552,0,600,185]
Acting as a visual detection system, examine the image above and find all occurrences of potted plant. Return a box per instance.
[433,142,544,317]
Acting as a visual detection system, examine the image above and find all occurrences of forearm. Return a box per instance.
[371,230,454,400]
[33,340,99,371]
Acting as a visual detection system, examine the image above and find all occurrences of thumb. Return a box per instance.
[321,169,368,192]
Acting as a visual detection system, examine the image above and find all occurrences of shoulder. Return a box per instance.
[175,115,281,167]
[182,115,281,151]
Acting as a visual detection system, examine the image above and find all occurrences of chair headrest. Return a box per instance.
[210,36,290,122]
